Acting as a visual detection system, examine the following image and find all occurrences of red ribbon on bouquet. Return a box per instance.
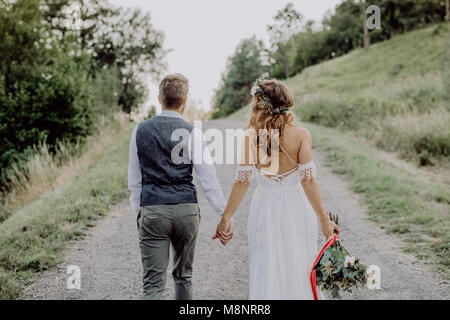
[309,234,340,300]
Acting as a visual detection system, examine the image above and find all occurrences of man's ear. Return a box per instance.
[180,97,188,114]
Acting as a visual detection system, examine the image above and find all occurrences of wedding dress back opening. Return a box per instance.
[236,130,319,300]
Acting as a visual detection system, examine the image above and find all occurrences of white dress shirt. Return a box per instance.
[127,110,227,217]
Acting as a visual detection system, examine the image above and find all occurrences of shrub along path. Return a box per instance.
[22,120,449,300]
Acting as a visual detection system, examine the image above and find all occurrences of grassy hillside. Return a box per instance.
[232,24,449,166]
[230,24,450,277]
[306,123,449,277]
[291,24,449,165]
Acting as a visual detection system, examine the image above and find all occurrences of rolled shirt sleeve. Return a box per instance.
[128,125,142,215]
[189,127,227,216]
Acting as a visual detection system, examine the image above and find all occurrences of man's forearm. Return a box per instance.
[129,188,141,215]
[190,129,228,217]
[195,163,227,216]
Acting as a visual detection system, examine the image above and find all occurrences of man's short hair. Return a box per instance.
[158,73,189,109]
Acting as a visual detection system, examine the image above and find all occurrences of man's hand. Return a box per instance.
[212,218,234,245]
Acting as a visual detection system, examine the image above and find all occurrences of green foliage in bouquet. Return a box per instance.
[315,213,368,299]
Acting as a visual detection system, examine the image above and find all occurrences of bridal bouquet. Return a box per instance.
[310,213,369,299]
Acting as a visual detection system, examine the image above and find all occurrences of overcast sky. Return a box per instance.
[109,0,341,113]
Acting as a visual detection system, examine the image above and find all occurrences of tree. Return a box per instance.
[41,0,167,113]
[267,3,303,79]
[322,0,364,54]
[290,0,446,77]
[361,0,370,49]
[0,0,46,81]
[292,22,329,74]
[372,0,446,38]
[145,105,157,120]
[446,0,449,22]
[0,0,167,184]
[0,0,98,175]
[212,37,267,118]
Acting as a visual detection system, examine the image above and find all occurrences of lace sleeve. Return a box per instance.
[299,161,317,183]
[235,128,256,183]
[235,166,253,183]
[297,128,317,183]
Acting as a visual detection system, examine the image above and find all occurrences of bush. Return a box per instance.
[0,53,96,181]
[212,37,267,118]
[414,134,450,161]
[89,67,121,117]
[0,0,165,190]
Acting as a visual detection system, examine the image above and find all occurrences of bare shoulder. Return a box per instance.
[286,125,311,142]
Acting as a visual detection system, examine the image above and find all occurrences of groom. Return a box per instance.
[128,73,232,300]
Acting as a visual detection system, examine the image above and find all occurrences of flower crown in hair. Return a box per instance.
[251,73,290,115]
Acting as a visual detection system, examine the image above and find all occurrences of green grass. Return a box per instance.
[0,124,133,299]
[228,24,450,278]
[285,24,450,165]
[304,123,449,277]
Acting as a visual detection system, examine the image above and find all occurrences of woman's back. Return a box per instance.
[216,75,339,299]
[246,127,319,299]
[258,125,311,176]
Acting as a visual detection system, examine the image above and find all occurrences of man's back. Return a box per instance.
[128,73,227,300]
[136,115,197,206]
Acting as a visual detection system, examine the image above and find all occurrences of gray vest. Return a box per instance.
[136,116,197,206]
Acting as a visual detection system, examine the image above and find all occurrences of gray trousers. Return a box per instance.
[137,203,200,300]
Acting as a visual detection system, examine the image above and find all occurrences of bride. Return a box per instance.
[213,76,340,300]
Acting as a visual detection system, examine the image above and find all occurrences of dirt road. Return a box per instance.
[23,120,449,300]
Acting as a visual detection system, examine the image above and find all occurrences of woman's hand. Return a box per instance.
[320,217,340,239]
[212,217,234,245]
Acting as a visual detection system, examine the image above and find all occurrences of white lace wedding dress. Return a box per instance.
[236,146,319,300]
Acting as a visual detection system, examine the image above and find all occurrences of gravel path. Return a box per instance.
[23,119,449,300]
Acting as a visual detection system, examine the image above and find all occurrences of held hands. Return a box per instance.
[320,216,340,239]
[212,217,234,245]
